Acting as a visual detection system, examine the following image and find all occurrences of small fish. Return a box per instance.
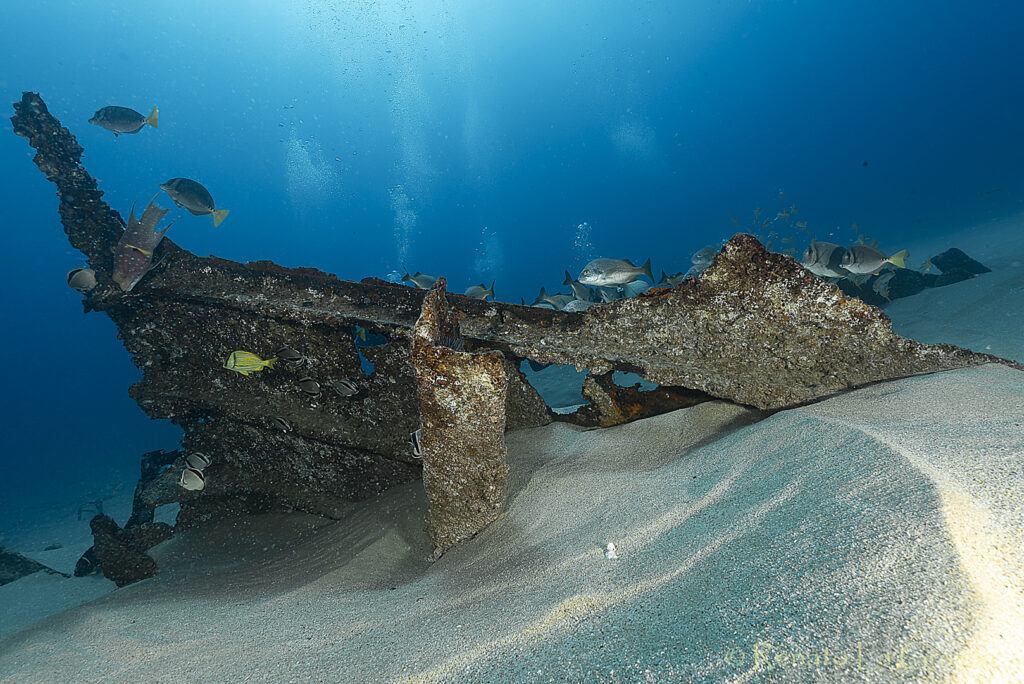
[185,452,211,470]
[691,246,717,265]
[596,286,623,303]
[781,236,795,246]
[436,335,466,352]
[622,280,651,297]
[223,351,276,376]
[658,270,686,287]
[562,299,592,312]
[113,195,172,292]
[270,416,292,432]
[276,345,304,365]
[684,263,710,280]
[577,258,653,287]
[66,267,97,292]
[918,257,934,274]
[464,281,495,300]
[402,272,437,289]
[179,467,205,491]
[532,287,576,309]
[331,378,359,397]
[801,240,850,279]
[159,178,229,227]
[89,105,158,136]
[872,271,896,301]
[410,427,423,458]
[297,376,321,397]
[841,245,909,274]
[562,271,593,301]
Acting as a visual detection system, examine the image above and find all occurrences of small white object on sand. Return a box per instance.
[604,542,618,559]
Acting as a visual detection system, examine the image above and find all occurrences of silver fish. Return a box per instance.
[67,267,97,292]
[872,271,896,301]
[801,240,849,278]
[402,272,437,289]
[410,427,423,458]
[622,280,651,297]
[179,467,205,491]
[841,245,909,275]
[297,377,321,397]
[185,452,211,470]
[658,270,686,287]
[464,281,495,300]
[532,287,575,309]
[113,195,171,292]
[578,258,653,287]
[159,178,229,227]
[562,299,592,312]
[691,245,717,265]
[276,345,304,365]
[331,379,359,397]
[270,416,292,432]
[562,271,593,301]
[89,105,158,136]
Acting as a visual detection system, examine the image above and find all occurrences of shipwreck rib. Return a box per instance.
[12,91,1021,526]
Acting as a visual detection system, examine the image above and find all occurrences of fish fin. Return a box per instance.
[238,369,250,376]
[533,286,547,305]
[146,107,158,128]
[127,202,137,228]
[211,209,229,227]
[658,270,668,284]
[264,358,276,369]
[563,270,572,286]
[401,273,411,281]
[640,257,654,282]
[487,280,495,298]
[886,249,909,269]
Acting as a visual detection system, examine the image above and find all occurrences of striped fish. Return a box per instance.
[223,351,276,376]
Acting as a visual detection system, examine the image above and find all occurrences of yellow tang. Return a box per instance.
[223,350,276,376]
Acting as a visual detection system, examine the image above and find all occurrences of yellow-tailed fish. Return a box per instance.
[223,351,276,376]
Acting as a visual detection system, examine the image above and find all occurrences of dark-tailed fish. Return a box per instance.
[223,351,276,375]
[67,267,97,292]
[801,240,850,278]
[691,246,717,265]
[658,270,686,287]
[113,195,171,292]
[270,416,292,432]
[297,377,321,397]
[402,272,437,289]
[464,281,495,300]
[872,271,896,301]
[410,427,423,458]
[89,105,158,136]
[684,263,710,280]
[159,178,229,227]
[562,271,593,301]
[179,467,205,491]
[578,258,653,287]
[331,378,359,397]
[185,452,211,470]
[276,345,304,365]
[841,245,909,274]
[532,287,575,309]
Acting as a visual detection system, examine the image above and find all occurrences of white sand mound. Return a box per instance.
[1,365,1021,682]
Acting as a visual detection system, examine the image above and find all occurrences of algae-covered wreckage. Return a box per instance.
[11,92,1021,576]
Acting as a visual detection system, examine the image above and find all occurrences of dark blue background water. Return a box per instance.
[2,1,1023,509]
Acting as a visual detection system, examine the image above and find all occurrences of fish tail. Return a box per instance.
[563,270,572,286]
[211,209,229,227]
[659,270,668,284]
[264,357,277,369]
[640,257,654,282]
[401,273,411,281]
[533,286,547,305]
[887,249,909,269]
[146,107,158,128]
[487,280,495,298]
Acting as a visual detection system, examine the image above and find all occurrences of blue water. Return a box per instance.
[2,1,1023,510]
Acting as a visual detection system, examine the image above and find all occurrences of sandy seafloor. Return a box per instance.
[0,215,1022,682]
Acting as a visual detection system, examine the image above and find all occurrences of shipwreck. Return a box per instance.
[11,91,1020,577]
